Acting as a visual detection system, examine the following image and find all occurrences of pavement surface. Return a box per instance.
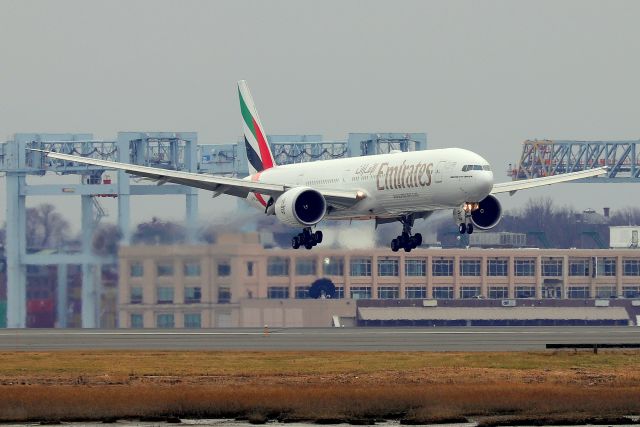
[1,327,640,351]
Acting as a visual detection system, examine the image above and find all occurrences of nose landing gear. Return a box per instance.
[292,227,323,250]
[391,215,422,253]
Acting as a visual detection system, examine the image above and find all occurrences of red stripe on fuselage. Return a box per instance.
[252,118,274,170]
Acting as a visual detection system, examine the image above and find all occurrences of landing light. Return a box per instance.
[463,202,479,212]
[356,190,367,200]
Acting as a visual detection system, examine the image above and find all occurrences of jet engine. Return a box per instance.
[275,187,327,227]
[469,195,502,230]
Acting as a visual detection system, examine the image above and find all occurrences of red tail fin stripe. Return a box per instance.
[250,171,268,207]
[252,117,274,170]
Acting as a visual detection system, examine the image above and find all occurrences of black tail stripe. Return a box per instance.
[245,137,264,172]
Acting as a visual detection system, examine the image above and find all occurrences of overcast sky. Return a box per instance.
[1,0,639,230]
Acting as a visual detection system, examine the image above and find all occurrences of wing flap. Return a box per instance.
[491,167,607,195]
[31,149,363,208]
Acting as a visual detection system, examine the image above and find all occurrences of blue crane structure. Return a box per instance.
[510,139,640,182]
[0,132,426,328]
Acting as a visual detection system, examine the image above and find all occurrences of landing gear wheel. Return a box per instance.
[414,233,422,247]
[292,227,323,250]
[458,223,467,234]
[466,223,474,235]
[391,238,400,252]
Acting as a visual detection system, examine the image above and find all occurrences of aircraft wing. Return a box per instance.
[491,167,608,195]
[30,150,361,208]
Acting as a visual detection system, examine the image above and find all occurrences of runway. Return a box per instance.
[1,327,640,351]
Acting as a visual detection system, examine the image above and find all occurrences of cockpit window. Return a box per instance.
[462,164,489,172]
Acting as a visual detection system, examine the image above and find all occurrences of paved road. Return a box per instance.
[0,327,639,351]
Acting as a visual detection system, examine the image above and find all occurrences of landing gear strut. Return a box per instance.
[292,227,323,250]
[391,215,422,253]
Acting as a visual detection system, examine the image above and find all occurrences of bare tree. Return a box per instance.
[93,224,122,255]
[132,217,186,245]
[26,204,70,250]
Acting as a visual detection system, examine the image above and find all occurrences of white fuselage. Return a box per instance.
[247,148,494,220]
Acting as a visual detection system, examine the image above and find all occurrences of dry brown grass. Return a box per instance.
[0,384,639,423]
[0,350,639,422]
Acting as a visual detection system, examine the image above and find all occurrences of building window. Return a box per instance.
[350,258,372,276]
[184,313,201,328]
[567,286,590,299]
[323,257,344,276]
[296,258,316,276]
[378,258,399,276]
[542,284,562,299]
[623,260,640,276]
[334,286,345,299]
[185,287,202,304]
[157,262,174,277]
[432,258,454,276]
[217,261,231,277]
[156,313,175,328]
[405,259,426,276]
[514,259,535,276]
[598,258,616,277]
[622,286,640,298]
[247,261,254,276]
[218,287,231,303]
[267,257,289,276]
[378,286,399,299]
[569,259,590,276]
[488,286,508,299]
[130,262,144,277]
[130,313,143,328]
[157,287,174,304]
[130,286,143,304]
[433,286,454,299]
[542,259,563,277]
[184,261,201,277]
[267,286,289,299]
[460,259,481,276]
[460,286,481,299]
[596,286,616,298]
[487,259,508,276]
[350,286,371,300]
[295,286,310,299]
[405,286,427,299]
[515,286,535,298]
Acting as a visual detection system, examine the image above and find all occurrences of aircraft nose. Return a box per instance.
[477,171,494,196]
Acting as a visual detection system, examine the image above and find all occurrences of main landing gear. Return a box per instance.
[292,227,323,250]
[458,222,474,235]
[391,215,422,253]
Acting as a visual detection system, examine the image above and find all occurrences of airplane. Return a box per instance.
[31,80,607,252]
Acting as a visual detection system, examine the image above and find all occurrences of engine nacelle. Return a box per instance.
[470,195,502,230]
[275,187,327,227]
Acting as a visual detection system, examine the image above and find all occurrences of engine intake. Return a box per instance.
[275,187,327,227]
[470,195,502,230]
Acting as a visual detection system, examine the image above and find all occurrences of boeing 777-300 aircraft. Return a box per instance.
[33,81,607,252]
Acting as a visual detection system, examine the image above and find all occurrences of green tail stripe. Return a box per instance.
[239,88,258,140]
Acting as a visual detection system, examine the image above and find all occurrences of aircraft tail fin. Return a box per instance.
[238,80,276,174]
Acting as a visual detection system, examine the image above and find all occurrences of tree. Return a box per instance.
[26,204,70,250]
[93,224,122,255]
[132,217,186,245]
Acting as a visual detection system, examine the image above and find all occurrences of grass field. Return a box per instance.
[0,350,639,424]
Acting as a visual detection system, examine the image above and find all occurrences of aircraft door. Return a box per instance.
[434,161,446,184]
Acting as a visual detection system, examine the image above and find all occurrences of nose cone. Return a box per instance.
[476,170,494,197]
